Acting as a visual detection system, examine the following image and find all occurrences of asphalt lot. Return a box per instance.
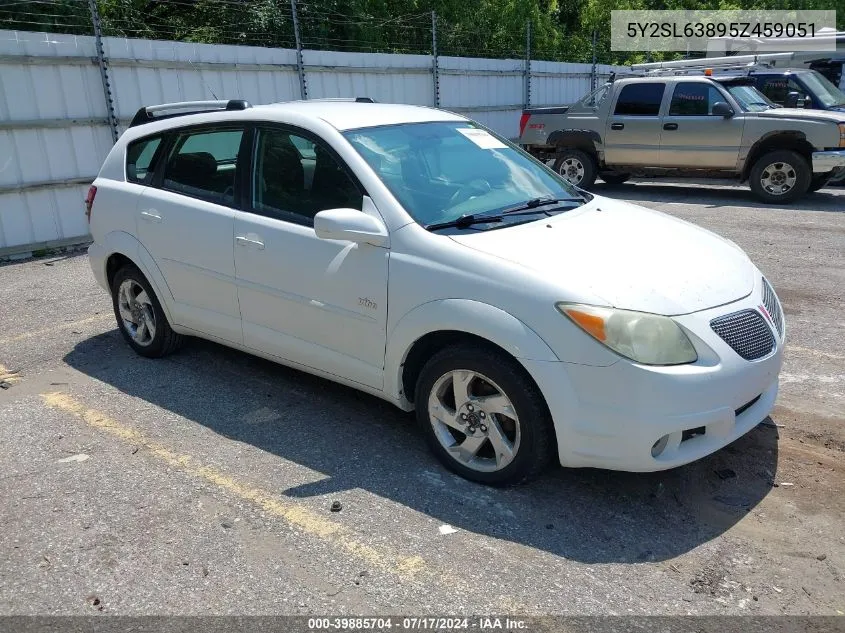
[1,181,843,616]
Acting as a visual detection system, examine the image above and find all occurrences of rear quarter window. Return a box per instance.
[126,136,162,184]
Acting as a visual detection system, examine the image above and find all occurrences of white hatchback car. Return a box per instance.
[87,98,785,485]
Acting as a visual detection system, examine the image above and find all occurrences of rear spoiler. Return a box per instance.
[129,99,251,128]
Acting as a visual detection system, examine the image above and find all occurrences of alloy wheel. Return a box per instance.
[117,279,156,346]
[427,369,521,473]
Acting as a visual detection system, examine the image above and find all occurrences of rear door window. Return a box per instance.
[161,127,245,206]
[613,83,666,116]
[126,136,162,184]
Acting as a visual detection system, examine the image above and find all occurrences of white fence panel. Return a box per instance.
[438,56,524,138]
[305,50,433,105]
[0,28,626,255]
[531,60,619,106]
[0,31,111,255]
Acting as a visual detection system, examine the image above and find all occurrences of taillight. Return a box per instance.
[519,113,530,137]
[84,185,97,222]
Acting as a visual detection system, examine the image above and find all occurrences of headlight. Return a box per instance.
[839,123,845,147]
[556,303,698,365]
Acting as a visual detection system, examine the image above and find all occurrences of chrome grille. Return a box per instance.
[761,277,784,338]
[710,310,775,361]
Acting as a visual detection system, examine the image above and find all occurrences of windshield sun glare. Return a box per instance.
[344,122,583,230]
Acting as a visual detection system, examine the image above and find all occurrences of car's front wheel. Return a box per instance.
[749,150,810,203]
[552,149,597,189]
[415,345,555,485]
[111,264,184,358]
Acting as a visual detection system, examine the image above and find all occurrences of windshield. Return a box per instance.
[802,71,845,108]
[344,122,583,229]
[725,84,778,112]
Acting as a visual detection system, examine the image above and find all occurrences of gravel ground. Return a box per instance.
[0,181,843,617]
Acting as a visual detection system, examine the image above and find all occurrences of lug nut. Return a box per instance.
[460,413,467,420]
[467,404,474,412]
[480,424,488,433]
[479,411,486,418]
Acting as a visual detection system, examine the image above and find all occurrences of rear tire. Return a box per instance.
[749,150,810,204]
[111,264,184,358]
[599,172,630,185]
[414,344,555,486]
[553,149,597,189]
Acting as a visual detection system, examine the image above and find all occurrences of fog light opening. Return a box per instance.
[651,434,670,458]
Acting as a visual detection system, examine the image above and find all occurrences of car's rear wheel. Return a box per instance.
[111,264,184,358]
[749,150,810,203]
[552,149,597,189]
[599,171,630,185]
[415,345,554,486]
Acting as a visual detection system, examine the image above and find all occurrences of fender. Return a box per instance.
[741,130,813,180]
[96,230,178,329]
[547,129,603,151]
[384,299,560,407]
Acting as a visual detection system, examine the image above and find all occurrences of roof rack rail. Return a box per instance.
[283,97,377,103]
[631,53,798,77]
[129,99,251,128]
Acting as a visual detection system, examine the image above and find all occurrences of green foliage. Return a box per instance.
[1,0,842,64]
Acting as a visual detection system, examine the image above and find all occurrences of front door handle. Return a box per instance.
[140,210,162,223]
[610,122,624,130]
[235,235,265,250]
[663,123,678,130]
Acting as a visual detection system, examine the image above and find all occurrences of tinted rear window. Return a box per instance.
[613,83,666,116]
[126,136,161,184]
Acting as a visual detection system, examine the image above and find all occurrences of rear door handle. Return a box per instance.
[235,235,265,250]
[610,123,624,130]
[140,210,162,223]
[663,123,678,130]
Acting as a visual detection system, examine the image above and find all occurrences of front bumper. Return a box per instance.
[812,150,845,174]
[523,278,784,472]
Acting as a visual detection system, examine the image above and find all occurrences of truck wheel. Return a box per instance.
[553,149,597,189]
[808,173,832,193]
[749,150,810,204]
[599,172,630,185]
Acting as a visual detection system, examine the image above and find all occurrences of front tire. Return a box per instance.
[414,345,555,486]
[749,150,810,204]
[553,149,597,189]
[111,264,184,358]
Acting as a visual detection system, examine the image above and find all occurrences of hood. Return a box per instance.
[449,198,755,316]
[757,108,845,123]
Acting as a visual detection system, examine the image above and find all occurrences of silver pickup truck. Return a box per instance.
[518,74,845,203]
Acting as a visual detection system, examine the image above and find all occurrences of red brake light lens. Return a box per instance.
[519,113,530,137]
[84,185,97,222]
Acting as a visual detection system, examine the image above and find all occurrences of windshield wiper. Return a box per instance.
[499,196,584,215]
[425,202,580,231]
[425,214,504,231]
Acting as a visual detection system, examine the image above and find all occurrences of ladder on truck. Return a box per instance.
[631,52,799,77]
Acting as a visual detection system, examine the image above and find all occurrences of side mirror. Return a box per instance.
[712,101,735,118]
[802,95,813,109]
[314,208,388,247]
[784,91,800,108]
